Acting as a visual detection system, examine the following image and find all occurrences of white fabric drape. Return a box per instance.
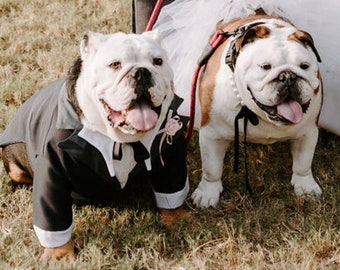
[153,0,340,135]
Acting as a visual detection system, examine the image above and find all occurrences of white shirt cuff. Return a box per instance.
[33,224,73,248]
[153,177,189,209]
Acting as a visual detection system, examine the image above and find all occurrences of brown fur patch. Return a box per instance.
[275,23,288,29]
[199,44,225,127]
[288,30,322,62]
[66,56,83,117]
[41,239,76,260]
[8,163,33,185]
[159,207,192,227]
[2,143,33,184]
[235,25,271,52]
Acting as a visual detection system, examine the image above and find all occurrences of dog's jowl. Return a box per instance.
[0,31,190,259]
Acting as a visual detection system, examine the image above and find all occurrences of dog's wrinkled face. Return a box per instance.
[233,20,321,125]
[76,31,174,142]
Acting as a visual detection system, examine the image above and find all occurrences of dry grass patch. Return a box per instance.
[0,0,339,269]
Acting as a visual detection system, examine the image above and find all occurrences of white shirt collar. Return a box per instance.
[78,128,152,177]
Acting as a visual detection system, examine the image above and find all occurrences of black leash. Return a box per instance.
[233,106,259,194]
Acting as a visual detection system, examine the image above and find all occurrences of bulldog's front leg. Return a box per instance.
[192,130,230,207]
[290,126,322,196]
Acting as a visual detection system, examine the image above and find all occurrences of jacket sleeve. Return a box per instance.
[32,145,74,248]
[150,96,189,209]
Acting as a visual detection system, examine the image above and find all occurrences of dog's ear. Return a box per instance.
[235,25,271,52]
[289,30,322,62]
[226,25,271,71]
[255,8,267,15]
[142,30,161,44]
[80,31,106,60]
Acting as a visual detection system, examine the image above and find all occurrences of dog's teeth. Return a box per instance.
[103,103,110,112]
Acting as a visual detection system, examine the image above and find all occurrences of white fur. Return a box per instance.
[76,31,174,143]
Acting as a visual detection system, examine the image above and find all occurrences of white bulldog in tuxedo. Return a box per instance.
[0,31,190,259]
[191,13,323,208]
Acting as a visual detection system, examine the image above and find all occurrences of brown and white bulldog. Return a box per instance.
[191,13,323,208]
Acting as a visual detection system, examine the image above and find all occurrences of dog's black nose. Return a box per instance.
[278,71,297,87]
[133,68,154,99]
[134,68,151,82]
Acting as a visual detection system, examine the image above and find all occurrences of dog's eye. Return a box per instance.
[109,62,121,70]
[300,62,310,70]
[153,58,163,66]
[260,63,272,70]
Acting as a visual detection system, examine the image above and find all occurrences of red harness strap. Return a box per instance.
[145,0,164,32]
[186,30,227,142]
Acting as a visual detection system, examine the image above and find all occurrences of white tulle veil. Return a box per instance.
[153,0,340,135]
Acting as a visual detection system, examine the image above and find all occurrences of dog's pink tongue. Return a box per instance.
[277,100,303,124]
[126,101,158,131]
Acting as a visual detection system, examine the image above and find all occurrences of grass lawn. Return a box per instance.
[0,1,339,269]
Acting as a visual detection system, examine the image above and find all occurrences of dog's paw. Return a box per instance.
[159,207,192,227]
[40,240,76,261]
[291,174,322,196]
[191,179,223,208]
